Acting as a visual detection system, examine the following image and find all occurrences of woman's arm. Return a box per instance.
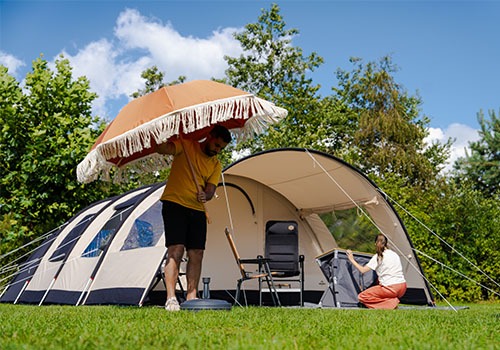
[346,250,372,274]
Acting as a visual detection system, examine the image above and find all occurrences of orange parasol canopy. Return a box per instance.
[77,80,288,183]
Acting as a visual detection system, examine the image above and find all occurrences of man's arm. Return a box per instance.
[156,141,176,155]
[197,183,217,203]
[204,183,217,201]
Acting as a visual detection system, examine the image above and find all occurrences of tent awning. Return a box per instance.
[224,148,380,213]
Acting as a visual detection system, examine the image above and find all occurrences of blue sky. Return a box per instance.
[1,0,499,169]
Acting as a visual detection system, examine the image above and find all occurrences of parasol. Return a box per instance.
[77,80,288,183]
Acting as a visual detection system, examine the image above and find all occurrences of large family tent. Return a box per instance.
[1,148,434,307]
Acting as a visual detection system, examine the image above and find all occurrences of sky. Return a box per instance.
[1,0,499,171]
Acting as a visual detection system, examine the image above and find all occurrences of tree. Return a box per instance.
[453,109,500,198]
[334,56,451,187]
[402,180,500,301]
[130,66,186,99]
[224,4,349,154]
[0,56,123,262]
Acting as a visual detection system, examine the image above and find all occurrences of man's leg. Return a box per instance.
[185,249,204,300]
[165,244,185,300]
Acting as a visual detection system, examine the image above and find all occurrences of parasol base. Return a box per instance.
[180,298,232,311]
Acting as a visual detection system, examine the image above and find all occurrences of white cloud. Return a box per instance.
[425,123,480,173]
[114,9,242,80]
[232,148,251,162]
[0,51,25,76]
[51,8,242,119]
[60,39,152,118]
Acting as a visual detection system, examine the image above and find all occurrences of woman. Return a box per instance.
[346,234,407,309]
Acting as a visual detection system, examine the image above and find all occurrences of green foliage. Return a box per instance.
[130,66,167,98]
[334,56,450,187]
[320,209,378,253]
[224,4,349,154]
[130,65,187,98]
[395,180,500,302]
[454,109,500,198]
[0,56,125,270]
[1,303,499,349]
[427,183,499,301]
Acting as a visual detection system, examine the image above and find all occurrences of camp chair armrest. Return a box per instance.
[239,258,272,264]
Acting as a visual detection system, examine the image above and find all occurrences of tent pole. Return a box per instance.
[13,280,30,304]
[38,277,56,306]
[138,250,168,307]
[76,277,93,306]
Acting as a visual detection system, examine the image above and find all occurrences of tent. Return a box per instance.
[0,148,434,307]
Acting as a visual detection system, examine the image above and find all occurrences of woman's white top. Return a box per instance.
[366,249,406,286]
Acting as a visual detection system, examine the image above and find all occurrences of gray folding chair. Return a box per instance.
[265,220,305,306]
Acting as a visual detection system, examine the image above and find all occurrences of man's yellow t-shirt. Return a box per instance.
[160,138,222,212]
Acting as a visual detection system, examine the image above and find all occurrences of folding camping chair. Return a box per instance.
[224,228,281,306]
[264,220,305,306]
[150,251,187,301]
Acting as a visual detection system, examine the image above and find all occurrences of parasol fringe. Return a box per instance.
[112,154,173,184]
[77,95,287,183]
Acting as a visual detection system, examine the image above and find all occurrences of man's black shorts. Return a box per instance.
[161,200,207,250]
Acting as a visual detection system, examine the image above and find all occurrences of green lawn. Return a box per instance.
[1,302,499,349]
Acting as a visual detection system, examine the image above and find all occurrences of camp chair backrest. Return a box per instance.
[265,220,300,276]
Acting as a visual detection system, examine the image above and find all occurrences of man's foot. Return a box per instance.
[165,297,180,311]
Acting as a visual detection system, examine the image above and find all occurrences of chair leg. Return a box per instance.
[236,279,243,306]
[258,276,262,306]
[262,262,281,307]
[300,259,305,307]
[299,278,304,307]
[263,276,279,306]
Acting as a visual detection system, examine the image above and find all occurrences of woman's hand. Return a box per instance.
[346,249,354,262]
[347,249,371,274]
[346,250,358,265]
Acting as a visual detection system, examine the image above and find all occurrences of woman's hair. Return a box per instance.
[375,234,388,263]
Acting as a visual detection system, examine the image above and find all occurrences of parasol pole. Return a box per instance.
[179,136,212,224]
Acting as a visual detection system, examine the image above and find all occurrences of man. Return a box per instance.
[157,125,231,311]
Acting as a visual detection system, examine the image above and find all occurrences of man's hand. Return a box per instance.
[197,191,207,203]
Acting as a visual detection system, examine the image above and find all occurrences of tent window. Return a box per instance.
[319,208,378,253]
[81,229,115,258]
[49,214,95,262]
[82,206,132,258]
[121,201,163,251]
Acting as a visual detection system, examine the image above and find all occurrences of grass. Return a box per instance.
[1,302,499,349]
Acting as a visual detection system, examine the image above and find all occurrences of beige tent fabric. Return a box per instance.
[84,186,167,304]
[22,199,112,304]
[44,187,152,303]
